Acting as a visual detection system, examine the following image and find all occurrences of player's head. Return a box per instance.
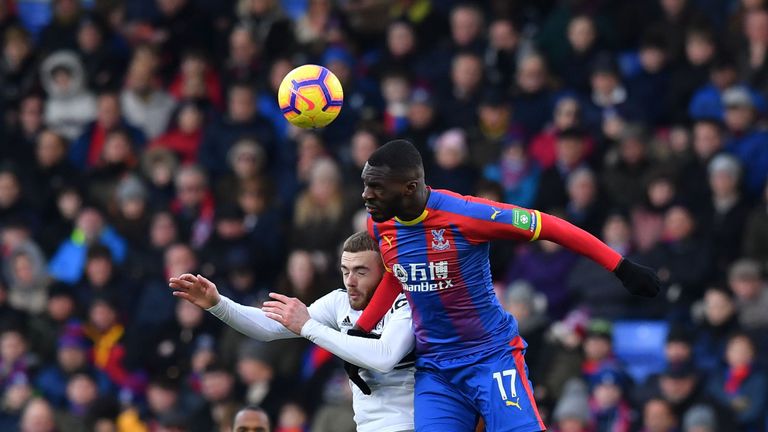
[341,231,384,310]
[232,405,270,432]
[361,139,424,222]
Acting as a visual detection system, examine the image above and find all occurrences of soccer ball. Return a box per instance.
[278,64,343,128]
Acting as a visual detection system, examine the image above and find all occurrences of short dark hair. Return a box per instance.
[342,231,380,254]
[367,139,424,177]
[86,245,113,262]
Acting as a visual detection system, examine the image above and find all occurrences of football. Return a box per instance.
[278,64,344,128]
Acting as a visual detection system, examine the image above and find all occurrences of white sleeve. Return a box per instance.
[206,296,298,341]
[300,312,415,373]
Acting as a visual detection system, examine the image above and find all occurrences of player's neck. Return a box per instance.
[398,186,430,221]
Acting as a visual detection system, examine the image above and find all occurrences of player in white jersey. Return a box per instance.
[169,231,416,432]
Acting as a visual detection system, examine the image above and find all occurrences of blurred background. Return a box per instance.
[1,0,768,431]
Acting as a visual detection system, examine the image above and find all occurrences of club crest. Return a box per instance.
[431,229,450,251]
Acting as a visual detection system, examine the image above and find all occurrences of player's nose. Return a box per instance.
[361,186,373,201]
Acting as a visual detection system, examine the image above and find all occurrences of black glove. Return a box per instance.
[343,328,377,395]
[614,258,661,298]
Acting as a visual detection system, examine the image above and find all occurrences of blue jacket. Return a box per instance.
[69,120,146,169]
[48,227,127,284]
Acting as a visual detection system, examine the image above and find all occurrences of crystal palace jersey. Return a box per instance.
[368,188,543,357]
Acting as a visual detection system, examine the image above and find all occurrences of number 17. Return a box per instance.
[492,369,517,400]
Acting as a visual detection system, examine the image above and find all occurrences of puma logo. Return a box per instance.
[291,88,315,111]
[491,208,502,220]
[506,398,522,410]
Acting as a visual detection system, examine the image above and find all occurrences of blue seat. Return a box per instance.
[612,320,669,384]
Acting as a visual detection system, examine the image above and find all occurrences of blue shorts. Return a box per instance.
[414,336,546,432]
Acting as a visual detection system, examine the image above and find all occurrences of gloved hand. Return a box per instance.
[343,328,376,395]
[614,258,661,298]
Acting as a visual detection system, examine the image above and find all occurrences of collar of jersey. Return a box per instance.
[395,209,429,225]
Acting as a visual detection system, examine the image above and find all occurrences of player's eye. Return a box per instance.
[357,271,368,277]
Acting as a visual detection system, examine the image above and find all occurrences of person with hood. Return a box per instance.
[40,50,97,140]
[2,239,50,314]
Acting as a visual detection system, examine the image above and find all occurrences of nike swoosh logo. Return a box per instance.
[291,88,315,110]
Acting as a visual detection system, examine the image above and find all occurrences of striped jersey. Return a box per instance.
[367,188,542,357]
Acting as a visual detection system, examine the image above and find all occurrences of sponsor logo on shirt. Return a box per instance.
[512,209,533,231]
[394,261,453,292]
[341,316,353,327]
[431,229,450,251]
[506,398,522,410]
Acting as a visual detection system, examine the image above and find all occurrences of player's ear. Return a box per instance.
[403,180,418,196]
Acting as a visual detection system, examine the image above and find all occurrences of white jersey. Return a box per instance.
[207,291,415,432]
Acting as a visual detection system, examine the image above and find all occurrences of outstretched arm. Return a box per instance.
[264,293,415,373]
[169,274,297,341]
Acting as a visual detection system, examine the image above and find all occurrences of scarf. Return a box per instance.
[725,364,751,394]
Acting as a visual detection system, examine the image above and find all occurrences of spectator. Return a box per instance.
[69,91,146,170]
[37,0,83,53]
[215,139,267,206]
[688,56,761,121]
[743,180,768,267]
[150,0,213,81]
[467,90,525,169]
[3,239,49,314]
[85,129,139,210]
[529,95,594,171]
[588,366,633,432]
[0,329,31,394]
[236,0,296,63]
[168,50,223,111]
[199,82,277,178]
[561,15,602,94]
[693,286,741,373]
[707,333,767,430]
[48,207,127,285]
[483,138,540,209]
[55,371,105,431]
[438,51,484,130]
[682,404,716,432]
[76,14,125,92]
[223,25,262,87]
[379,70,411,137]
[256,58,294,144]
[551,379,591,432]
[640,398,678,432]
[626,30,672,126]
[27,129,81,214]
[35,324,113,408]
[40,50,97,140]
[503,281,549,377]
[232,405,271,432]
[565,167,606,236]
[512,53,554,135]
[0,27,37,117]
[429,128,478,196]
[679,118,725,209]
[727,259,768,330]
[149,101,206,163]
[601,124,653,212]
[25,284,78,364]
[291,159,353,266]
[19,398,57,432]
[36,185,83,257]
[171,165,215,247]
[535,127,589,212]
[703,154,751,274]
[401,87,443,166]
[2,94,45,170]
[116,376,184,431]
[722,85,768,197]
[121,53,176,140]
[738,8,768,93]
[140,148,180,210]
[582,54,643,136]
[667,25,718,123]
[189,363,239,432]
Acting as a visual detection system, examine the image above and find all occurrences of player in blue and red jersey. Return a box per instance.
[354,140,660,432]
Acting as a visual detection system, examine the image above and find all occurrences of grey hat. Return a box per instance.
[505,280,536,309]
[728,259,762,281]
[553,379,591,423]
[115,175,147,203]
[683,405,716,431]
[723,86,754,108]
[708,154,741,179]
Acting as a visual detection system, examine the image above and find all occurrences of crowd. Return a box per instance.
[1,0,768,431]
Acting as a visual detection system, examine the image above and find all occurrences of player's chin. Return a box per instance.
[368,209,393,223]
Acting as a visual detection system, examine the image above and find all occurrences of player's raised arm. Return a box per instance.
[446,193,660,298]
[170,274,298,341]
